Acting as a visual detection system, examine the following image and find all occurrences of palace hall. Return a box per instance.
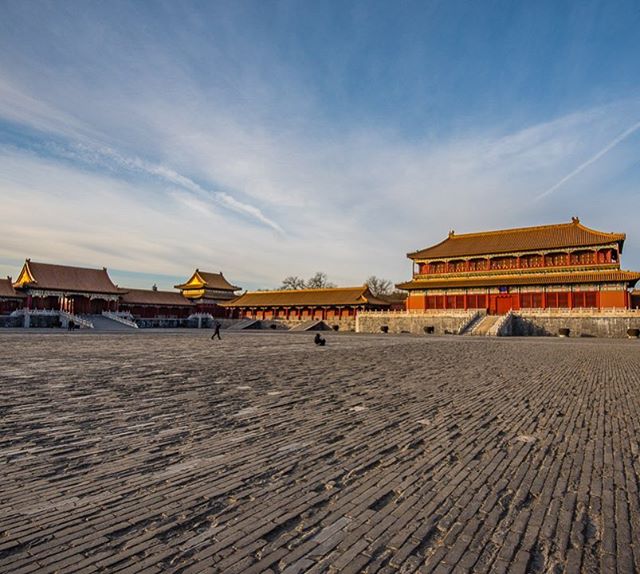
[398,218,640,313]
[222,286,390,321]
[13,260,122,314]
[4,260,242,326]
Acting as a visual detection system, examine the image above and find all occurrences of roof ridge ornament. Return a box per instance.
[571,216,580,224]
[448,229,455,237]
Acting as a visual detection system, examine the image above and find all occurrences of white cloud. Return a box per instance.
[1,50,640,288]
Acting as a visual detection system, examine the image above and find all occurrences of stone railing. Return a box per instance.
[60,311,94,329]
[10,308,95,328]
[10,308,57,317]
[488,310,514,336]
[457,311,483,335]
[519,307,640,316]
[187,313,214,329]
[102,311,138,328]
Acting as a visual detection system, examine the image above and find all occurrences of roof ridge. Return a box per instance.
[572,221,626,239]
[122,286,181,294]
[448,220,624,240]
[243,286,366,295]
[27,260,112,272]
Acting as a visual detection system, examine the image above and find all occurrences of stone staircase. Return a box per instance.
[59,311,94,329]
[469,315,501,336]
[458,311,484,335]
[289,320,332,332]
[486,310,515,336]
[227,319,262,331]
[102,312,138,328]
[86,314,137,331]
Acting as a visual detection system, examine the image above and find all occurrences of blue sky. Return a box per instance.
[1,0,640,290]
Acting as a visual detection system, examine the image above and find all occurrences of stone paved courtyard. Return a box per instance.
[1,331,639,574]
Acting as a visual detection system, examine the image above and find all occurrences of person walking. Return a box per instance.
[211,320,222,340]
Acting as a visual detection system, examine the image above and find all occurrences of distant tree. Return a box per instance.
[306,272,336,289]
[366,276,393,296]
[280,276,306,290]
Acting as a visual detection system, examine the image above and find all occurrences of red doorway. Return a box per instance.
[495,295,513,315]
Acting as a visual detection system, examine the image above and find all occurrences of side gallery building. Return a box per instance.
[6,261,242,323]
[398,219,640,313]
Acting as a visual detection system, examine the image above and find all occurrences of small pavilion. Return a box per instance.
[175,269,241,316]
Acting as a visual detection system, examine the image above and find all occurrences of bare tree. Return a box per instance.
[366,276,393,296]
[280,276,307,290]
[306,272,335,289]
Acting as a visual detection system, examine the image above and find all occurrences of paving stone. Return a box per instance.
[0,332,639,573]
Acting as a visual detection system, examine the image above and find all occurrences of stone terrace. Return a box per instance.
[1,332,639,573]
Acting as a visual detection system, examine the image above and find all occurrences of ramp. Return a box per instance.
[87,314,137,331]
[289,320,332,332]
[227,319,262,331]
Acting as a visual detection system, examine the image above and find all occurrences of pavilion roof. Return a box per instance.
[397,270,640,290]
[0,277,25,299]
[408,219,626,260]
[119,289,194,307]
[13,260,121,294]
[223,286,390,308]
[175,270,240,291]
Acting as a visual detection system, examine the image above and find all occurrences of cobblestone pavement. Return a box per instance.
[1,332,639,574]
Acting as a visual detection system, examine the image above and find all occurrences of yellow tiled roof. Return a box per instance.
[119,289,194,307]
[175,270,240,291]
[223,286,389,308]
[0,277,25,299]
[14,260,120,294]
[408,219,626,260]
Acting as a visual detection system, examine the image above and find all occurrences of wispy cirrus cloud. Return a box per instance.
[76,143,286,233]
[535,118,640,201]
